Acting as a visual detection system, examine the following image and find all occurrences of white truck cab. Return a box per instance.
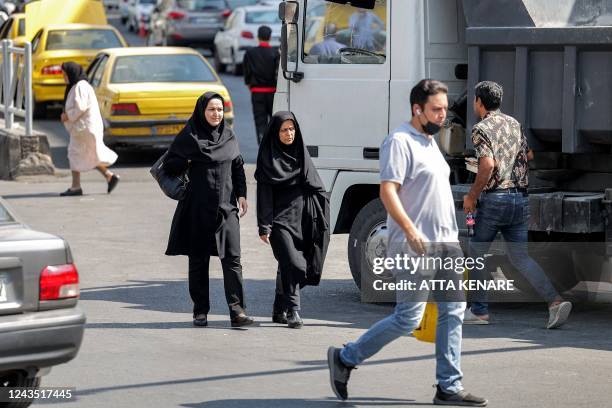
[275,0,612,295]
[275,0,468,288]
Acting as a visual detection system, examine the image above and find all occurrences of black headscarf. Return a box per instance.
[255,111,324,191]
[62,62,88,107]
[168,92,239,163]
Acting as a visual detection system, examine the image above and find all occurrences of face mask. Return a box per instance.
[417,110,442,135]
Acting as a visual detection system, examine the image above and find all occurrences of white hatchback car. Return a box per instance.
[213,2,281,74]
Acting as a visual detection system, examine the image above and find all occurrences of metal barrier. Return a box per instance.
[0,39,33,137]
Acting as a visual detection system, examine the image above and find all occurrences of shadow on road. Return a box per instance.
[68,342,543,400]
[79,278,612,353]
[79,278,382,331]
[181,397,422,407]
[1,192,64,199]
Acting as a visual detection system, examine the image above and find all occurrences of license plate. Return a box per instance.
[193,17,216,24]
[151,124,184,136]
[0,280,7,302]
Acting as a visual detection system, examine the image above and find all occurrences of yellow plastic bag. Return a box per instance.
[413,269,469,343]
[413,302,438,343]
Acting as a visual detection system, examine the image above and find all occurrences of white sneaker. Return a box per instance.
[463,309,489,325]
[547,301,572,329]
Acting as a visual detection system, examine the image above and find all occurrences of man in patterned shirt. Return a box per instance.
[462,81,572,329]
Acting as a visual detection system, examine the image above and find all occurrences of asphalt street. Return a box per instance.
[0,15,611,408]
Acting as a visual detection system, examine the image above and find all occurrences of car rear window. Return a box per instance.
[111,54,217,83]
[0,204,15,225]
[177,0,226,11]
[46,30,123,51]
[245,10,279,24]
[226,0,258,8]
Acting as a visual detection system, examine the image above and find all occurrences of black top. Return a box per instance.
[256,111,324,236]
[243,44,279,88]
[167,92,239,164]
[165,92,246,258]
[255,112,330,287]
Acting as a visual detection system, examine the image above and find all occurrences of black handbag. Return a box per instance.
[150,151,189,200]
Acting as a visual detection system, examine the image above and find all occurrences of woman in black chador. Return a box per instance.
[256,112,330,329]
[165,92,254,328]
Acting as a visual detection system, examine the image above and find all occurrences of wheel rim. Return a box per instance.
[364,221,388,271]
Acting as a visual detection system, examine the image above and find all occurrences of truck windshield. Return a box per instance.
[303,0,386,65]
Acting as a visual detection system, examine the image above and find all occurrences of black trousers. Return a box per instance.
[188,255,246,319]
[270,229,303,312]
[251,92,274,145]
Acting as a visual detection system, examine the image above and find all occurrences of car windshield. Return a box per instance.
[46,30,123,51]
[139,0,156,3]
[177,0,226,11]
[0,203,15,225]
[245,10,279,24]
[111,54,217,83]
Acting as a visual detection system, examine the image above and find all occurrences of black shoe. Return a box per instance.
[60,188,83,197]
[193,314,208,327]
[231,313,255,328]
[287,310,303,329]
[433,385,488,406]
[107,174,120,194]
[327,346,354,401]
[272,311,288,324]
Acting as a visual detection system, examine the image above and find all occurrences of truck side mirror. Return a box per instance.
[278,1,298,23]
[281,22,303,82]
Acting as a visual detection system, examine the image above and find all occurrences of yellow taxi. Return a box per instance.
[31,24,127,116]
[85,47,234,148]
[0,13,27,46]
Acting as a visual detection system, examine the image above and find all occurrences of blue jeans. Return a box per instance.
[469,191,559,316]
[340,300,466,394]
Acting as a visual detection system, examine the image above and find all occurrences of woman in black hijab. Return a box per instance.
[256,112,330,329]
[165,92,254,328]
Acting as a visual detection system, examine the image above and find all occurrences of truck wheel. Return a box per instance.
[0,372,41,407]
[348,198,390,291]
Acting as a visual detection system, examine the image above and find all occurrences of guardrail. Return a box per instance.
[0,39,33,137]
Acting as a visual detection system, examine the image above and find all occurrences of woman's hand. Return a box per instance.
[260,234,270,244]
[60,113,68,123]
[238,197,248,217]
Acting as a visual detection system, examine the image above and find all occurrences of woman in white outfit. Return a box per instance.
[60,62,120,196]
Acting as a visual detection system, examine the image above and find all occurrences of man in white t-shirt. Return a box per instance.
[326,79,487,407]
